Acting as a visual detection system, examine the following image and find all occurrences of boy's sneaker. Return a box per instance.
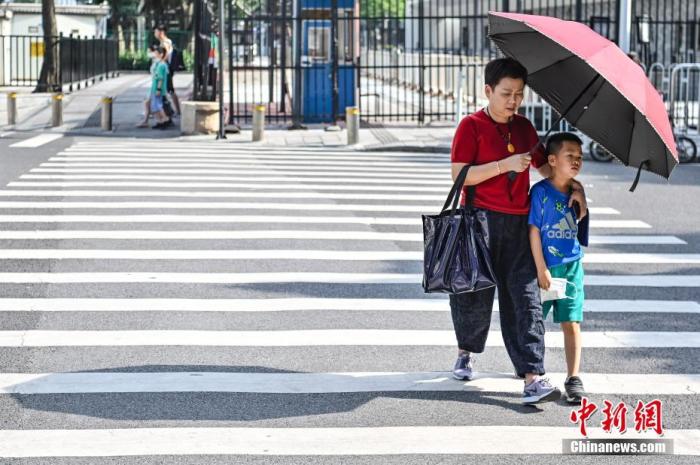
[564,376,586,404]
[452,353,474,381]
[522,377,561,405]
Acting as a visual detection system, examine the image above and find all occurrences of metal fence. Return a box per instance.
[223,0,699,125]
[0,35,119,90]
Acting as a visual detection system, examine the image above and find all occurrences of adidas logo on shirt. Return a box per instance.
[546,212,578,240]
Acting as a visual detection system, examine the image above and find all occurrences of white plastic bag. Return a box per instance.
[540,278,578,302]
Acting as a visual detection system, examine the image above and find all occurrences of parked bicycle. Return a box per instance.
[589,131,696,164]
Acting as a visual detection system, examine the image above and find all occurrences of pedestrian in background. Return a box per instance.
[154,24,182,116]
[137,44,160,128]
[150,46,172,129]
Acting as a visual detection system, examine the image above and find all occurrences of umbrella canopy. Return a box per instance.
[487,11,677,188]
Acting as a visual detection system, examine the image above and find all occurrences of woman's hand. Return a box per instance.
[569,181,588,220]
[537,268,553,290]
[501,152,532,173]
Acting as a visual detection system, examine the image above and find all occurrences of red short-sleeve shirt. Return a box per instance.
[451,109,546,215]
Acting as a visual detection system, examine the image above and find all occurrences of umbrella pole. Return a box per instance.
[531,73,602,153]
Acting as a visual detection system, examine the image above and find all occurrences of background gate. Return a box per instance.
[224,0,697,126]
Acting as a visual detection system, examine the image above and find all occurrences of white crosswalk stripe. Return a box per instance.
[0,140,696,460]
[1,372,697,394]
[1,426,696,457]
[0,272,695,285]
[0,249,698,263]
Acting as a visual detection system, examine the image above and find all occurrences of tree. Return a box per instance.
[106,0,140,51]
[35,0,59,92]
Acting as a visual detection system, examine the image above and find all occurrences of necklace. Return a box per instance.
[485,107,515,153]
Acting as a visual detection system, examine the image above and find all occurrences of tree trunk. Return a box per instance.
[35,0,59,92]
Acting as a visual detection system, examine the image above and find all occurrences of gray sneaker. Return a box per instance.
[452,353,474,381]
[522,377,561,405]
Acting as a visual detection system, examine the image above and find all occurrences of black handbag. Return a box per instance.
[422,164,496,294]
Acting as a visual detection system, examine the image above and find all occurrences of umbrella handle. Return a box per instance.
[629,160,650,192]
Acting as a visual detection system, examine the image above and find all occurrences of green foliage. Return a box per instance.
[361,0,406,17]
[118,49,152,70]
[182,49,194,71]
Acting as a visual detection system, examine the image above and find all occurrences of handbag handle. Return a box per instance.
[442,164,473,216]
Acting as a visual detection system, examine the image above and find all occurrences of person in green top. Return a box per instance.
[137,44,160,128]
[150,46,172,129]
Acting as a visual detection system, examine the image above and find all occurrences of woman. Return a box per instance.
[449,58,587,405]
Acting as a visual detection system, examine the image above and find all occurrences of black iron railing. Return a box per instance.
[0,34,119,90]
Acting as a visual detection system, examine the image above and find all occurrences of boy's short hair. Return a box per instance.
[484,58,528,88]
[154,24,167,33]
[546,132,584,157]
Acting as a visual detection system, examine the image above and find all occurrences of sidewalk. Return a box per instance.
[0,72,193,135]
[1,71,455,152]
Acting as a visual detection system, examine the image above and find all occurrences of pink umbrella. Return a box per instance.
[488,12,677,191]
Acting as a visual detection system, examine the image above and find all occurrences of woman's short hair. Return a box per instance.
[484,58,528,88]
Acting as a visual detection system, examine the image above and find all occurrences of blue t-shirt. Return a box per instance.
[528,179,583,268]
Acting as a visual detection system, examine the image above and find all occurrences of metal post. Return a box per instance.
[227,0,234,124]
[68,34,74,92]
[217,0,226,139]
[101,96,113,131]
[418,0,425,124]
[290,0,305,129]
[455,69,463,124]
[252,104,265,141]
[346,106,359,145]
[280,0,288,113]
[51,93,63,127]
[618,0,632,52]
[330,0,339,124]
[575,0,583,22]
[92,35,97,84]
[7,93,17,126]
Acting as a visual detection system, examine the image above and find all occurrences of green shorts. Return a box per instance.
[543,259,584,323]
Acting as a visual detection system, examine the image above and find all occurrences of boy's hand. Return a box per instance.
[569,182,588,220]
[502,152,532,173]
[537,268,552,290]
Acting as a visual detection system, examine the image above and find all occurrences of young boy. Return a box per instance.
[528,132,589,404]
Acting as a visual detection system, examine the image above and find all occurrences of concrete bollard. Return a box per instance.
[51,93,63,127]
[346,106,360,145]
[7,92,17,126]
[101,96,113,131]
[252,104,265,142]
